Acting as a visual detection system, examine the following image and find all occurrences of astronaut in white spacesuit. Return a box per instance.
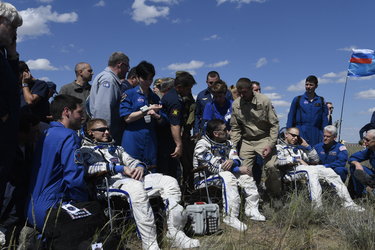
[193,119,266,232]
[276,127,364,211]
[75,118,199,250]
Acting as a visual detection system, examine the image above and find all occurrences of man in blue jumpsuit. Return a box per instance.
[26,95,88,231]
[348,129,375,197]
[157,72,195,179]
[193,71,232,137]
[287,75,328,146]
[314,125,348,182]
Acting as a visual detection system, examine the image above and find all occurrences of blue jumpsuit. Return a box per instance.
[348,148,375,196]
[314,141,348,182]
[26,122,88,231]
[120,86,160,167]
[202,99,232,130]
[287,92,328,146]
[194,88,232,135]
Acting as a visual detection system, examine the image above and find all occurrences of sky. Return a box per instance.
[8,0,375,142]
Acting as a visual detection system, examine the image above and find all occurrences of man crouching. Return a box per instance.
[76,118,199,249]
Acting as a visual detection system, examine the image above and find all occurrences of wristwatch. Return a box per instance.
[22,83,29,87]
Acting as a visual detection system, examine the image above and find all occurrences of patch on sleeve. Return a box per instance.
[339,145,347,151]
[171,109,180,116]
[203,152,212,161]
[102,81,110,88]
[74,149,84,164]
[121,93,127,102]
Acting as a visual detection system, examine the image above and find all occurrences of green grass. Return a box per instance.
[6,186,375,250]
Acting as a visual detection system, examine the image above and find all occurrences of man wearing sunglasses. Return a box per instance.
[349,129,375,197]
[77,118,200,249]
[276,127,363,211]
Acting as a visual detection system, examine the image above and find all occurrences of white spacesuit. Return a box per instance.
[76,137,200,250]
[193,135,265,232]
[276,137,363,211]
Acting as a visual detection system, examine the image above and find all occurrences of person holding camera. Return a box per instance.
[275,127,363,211]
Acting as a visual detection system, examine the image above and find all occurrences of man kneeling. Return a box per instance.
[75,118,199,249]
[276,127,363,211]
[193,119,265,232]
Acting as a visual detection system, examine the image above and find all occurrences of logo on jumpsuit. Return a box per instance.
[137,97,145,103]
[171,109,179,116]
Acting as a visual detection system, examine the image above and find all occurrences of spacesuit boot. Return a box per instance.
[165,201,200,248]
[244,196,266,221]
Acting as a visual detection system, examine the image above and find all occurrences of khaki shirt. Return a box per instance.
[230,92,279,147]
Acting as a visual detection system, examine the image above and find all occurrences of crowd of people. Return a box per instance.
[2,2,375,249]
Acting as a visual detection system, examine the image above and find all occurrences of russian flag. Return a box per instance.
[348,49,375,77]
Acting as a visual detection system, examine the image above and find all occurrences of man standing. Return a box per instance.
[121,67,138,91]
[19,61,50,123]
[251,81,261,93]
[157,72,195,180]
[194,71,232,137]
[89,52,130,144]
[26,95,88,231]
[326,102,334,125]
[59,62,93,124]
[0,3,22,245]
[287,75,328,146]
[314,125,348,182]
[230,78,281,199]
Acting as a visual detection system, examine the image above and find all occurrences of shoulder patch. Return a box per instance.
[102,81,110,88]
[74,149,84,164]
[339,145,347,151]
[121,93,127,102]
[203,152,212,161]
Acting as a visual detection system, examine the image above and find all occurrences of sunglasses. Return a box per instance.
[91,127,109,132]
[288,133,299,138]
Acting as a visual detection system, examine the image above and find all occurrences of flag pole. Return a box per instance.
[338,76,349,141]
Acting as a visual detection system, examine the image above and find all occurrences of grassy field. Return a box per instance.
[113,187,375,250]
[6,185,375,250]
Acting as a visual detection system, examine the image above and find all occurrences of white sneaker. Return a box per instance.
[344,203,365,212]
[223,216,247,232]
[166,230,200,248]
[245,209,266,222]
